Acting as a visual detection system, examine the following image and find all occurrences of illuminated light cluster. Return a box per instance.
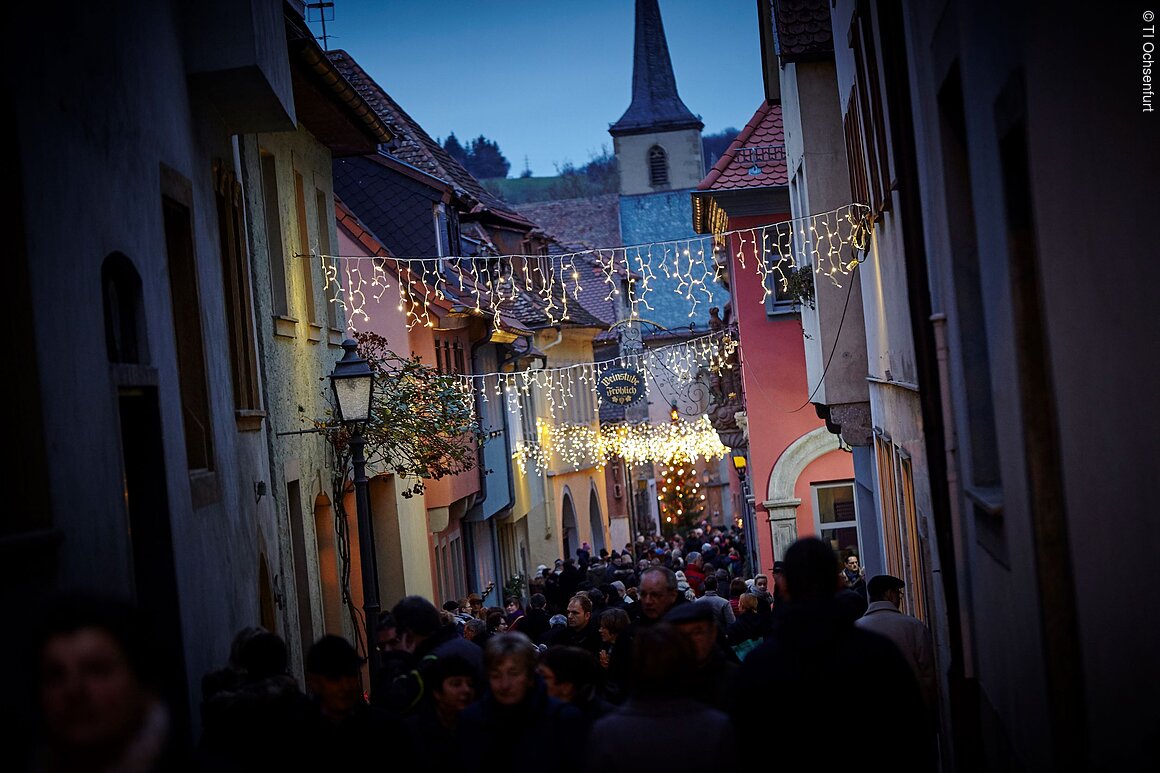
[658,460,706,533]
[510,415,728,475]
[463,328,737,420]
[310,204,870,332]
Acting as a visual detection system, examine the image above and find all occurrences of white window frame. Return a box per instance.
[811,480,862,560]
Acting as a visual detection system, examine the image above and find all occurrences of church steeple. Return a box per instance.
[609,0,703,137]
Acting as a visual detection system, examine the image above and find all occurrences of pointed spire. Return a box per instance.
[610,0,703,137]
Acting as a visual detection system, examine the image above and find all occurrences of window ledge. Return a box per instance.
[765,304,801,318]
[328,328,346,346]
[306,323,324,343]
[235,409,266,432]
[965,485,1004,516]
[273,315,298,339]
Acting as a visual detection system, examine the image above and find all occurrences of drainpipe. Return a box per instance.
[540,325,564,355]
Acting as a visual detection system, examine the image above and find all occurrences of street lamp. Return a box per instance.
[329,339,381,685]
[731,451,759,577]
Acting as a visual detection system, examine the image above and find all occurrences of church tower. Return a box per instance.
[610,0,704,198]
[610,0,705,328]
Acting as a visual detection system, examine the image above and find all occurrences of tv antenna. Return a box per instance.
[306,2,336,50]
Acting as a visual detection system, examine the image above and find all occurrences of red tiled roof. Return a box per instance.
[773,0,834,63]
[697,102,787,191]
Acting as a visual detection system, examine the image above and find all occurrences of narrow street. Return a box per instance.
[2,0,1155,770]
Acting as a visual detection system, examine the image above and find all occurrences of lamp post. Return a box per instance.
[329,339,381,685]
[732,452,759,577]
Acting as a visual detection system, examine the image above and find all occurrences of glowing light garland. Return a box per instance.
[311,204,870,332]
[511,415,729,475]
[466,328,737,421]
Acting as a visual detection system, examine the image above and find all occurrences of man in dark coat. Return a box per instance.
[560,594,604,656]
[730,538,933,771]
[378,596,483,716]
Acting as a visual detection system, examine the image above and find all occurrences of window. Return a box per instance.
[213,160,261,416]
[293,172,317,325]
[259,150,290,317]
[938,65,1004,548]
[812,481,861,563]
[898,457,928,623]
[433,203,450,257]
[434,338,465,375]
[315,188,343,331]
[874,433,927,620]
[102,253,146,364]
[518,388,537,446]
[844,1,892,215]
[648,145,669,188]
[766,181,806,316]
[874,433,903,574]
[162,195,214,474]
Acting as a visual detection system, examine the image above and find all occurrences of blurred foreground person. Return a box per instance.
[583,622,737,771]
[730,538,932,770]
[457,632,582,773]
[403,654,477,770]
[198,627,309,770]
[302,635,405,767]
[29,593,184,772]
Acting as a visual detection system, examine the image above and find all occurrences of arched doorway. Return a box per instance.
[765,426,841,560]
[588,484,606,555]
[561,487,578,563]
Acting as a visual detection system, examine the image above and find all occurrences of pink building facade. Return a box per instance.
[694,103,857,571]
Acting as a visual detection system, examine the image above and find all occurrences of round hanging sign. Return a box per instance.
[596,367,645,406]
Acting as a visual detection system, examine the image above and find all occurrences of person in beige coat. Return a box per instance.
[856,574,937,714]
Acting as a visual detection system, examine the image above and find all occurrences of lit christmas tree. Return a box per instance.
[657,460,705,535]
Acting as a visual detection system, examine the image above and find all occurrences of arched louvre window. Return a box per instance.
[648,145,668,187]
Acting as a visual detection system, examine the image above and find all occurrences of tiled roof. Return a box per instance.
[515,194,623,252]
[326,50,535,230]
[332,155,447,258]
[334,197,533,335]
[772,0,834,63]
[697,102,787,191]
[609,0,703,136]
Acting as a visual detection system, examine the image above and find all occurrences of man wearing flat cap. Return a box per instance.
[664,601,739,710]
[856,574,936,714]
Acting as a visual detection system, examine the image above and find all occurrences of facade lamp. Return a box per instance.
[330,339,374,423]
[670,403,680,422]
[731,453,748,478]
[328,339,381,684]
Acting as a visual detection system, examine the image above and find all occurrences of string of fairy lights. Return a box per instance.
[307,203,870,474]
[511,415,729,475]
[463,328,738,422]
[313,203,869,333]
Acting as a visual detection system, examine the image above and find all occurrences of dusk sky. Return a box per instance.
[308,0,764,177]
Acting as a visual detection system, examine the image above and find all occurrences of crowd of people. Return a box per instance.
[18,528,940,772]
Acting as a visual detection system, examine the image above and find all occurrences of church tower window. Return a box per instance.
[648,145,669,187]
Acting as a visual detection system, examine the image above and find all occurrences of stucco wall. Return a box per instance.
[782,59,868,408]
[11,0,289,730]
[727,214,853,572]
[244,126,349,672]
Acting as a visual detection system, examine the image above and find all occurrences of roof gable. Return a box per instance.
[697,101,787,192]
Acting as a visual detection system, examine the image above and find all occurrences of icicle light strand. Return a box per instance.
[314,204,869,332]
